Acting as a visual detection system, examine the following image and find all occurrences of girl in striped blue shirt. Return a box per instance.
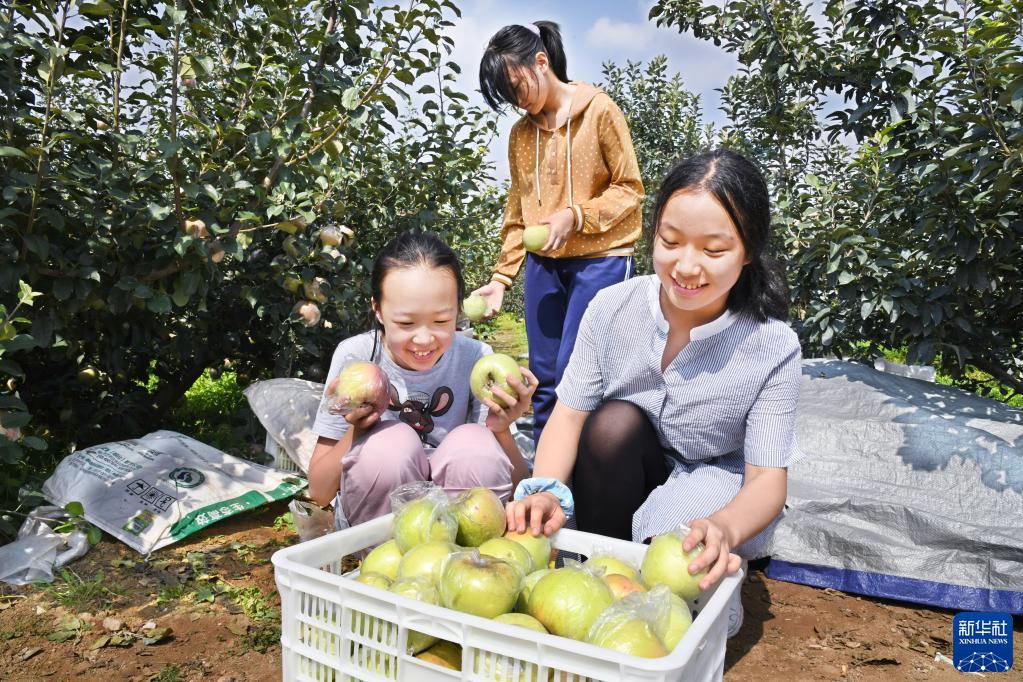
[506,149,804,636]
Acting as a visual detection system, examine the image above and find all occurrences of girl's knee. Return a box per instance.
[440,423,492,448]
[345,421,428,481]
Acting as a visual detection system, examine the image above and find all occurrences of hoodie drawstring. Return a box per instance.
[534,117,574,208]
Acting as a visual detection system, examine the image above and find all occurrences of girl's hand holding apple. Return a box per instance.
[505,491,565,537]
[482,365,537,434]
[681,517,742,591]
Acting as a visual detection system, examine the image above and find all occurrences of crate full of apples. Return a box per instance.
[272,483,741,682]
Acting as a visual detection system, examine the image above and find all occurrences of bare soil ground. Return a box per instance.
[1,502,1019,681]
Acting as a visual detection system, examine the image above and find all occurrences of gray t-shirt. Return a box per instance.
[312,331,492,449]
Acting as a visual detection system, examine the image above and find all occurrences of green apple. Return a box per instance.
[515,568,552,613]
[354,571,392,590]
[493,612,548,633]
[522,224,549,252]
[526,567,614,641]
[333,361,390,415]
[660,589,693,650]
[389,578,441,654]
[397,539,457,584]
[469,353,525,409]
[360,539,403,580]
[393,497,458,552]
[439,552,522,619]
[503,530,552,571]
[478,537,534,575]
[586,609,669,658]
[452,487,506,547]
[462,294,487,323]
[641,532,708,600]
[585,555,640,581]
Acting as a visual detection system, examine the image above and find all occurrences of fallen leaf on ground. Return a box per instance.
[142,627,172,645]
[90,635,110,650]
[19,646,42,660]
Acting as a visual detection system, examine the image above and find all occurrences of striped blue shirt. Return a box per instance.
[556,275,804,557]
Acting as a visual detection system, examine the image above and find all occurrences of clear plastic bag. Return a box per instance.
[0,506,91,585]
[288,499,336,542]
[388,482,456,552]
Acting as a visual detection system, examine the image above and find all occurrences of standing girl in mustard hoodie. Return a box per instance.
[473,21,644,444]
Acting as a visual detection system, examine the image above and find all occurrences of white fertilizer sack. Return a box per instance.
[42,430,306,555]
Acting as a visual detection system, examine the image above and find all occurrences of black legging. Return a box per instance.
[572,400,669,541]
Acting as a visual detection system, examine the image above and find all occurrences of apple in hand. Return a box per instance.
[640,530,708,600]
[522,224,550,253]
[462,295,487,323]
[469,354,525,409]
[332,361,390,416]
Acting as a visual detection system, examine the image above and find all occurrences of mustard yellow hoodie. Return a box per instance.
[490,82,644,287]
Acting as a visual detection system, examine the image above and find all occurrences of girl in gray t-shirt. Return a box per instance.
[307,232,536,529]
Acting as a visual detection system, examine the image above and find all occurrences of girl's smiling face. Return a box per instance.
[373,264,458,371]
[652,189,750,325]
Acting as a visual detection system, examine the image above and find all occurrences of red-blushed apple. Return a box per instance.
[438,551,522,619]
[393,496,458,552]
[389,578,441,654]
[515,568,552,613]
[526,566,614,641]
[462,294,487,323]
[293,300,321,327]
[332,361,390,416]
[415,639,462,670]
[522,224,549,252]
[396,539,457,584]
[503,530,552,571]
[478,537,534,575]
[469,354,525,409]
[585,555,640,581]
[452,487,506,547]
[604,573,648,601]
[360,538,403,580]
[585,606,669,658]
[640,530,708,600]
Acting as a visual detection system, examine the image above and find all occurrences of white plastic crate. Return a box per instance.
[272,513,742,682]
[265,432,304,475]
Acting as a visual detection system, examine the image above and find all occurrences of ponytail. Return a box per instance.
[479,20,569,111]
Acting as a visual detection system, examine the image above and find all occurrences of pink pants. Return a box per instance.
[338,421,512,527]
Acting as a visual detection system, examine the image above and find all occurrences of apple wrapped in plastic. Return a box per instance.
[504,530,552,571]
[527,565,614,641]
[655,586,693,650]
[470,354,526,409]
[452,487,506,547]
[439,550,522,619]
[585,554,640,582]
[392,495,458,552]
[462,295,487,323]
[397,539,457,584]
[330,361,390,416]
[361,539,403,580]
[354,571,392,590]
[478,537,535,575]
[389,578,441,654]
[522,224,550,253]
[515,568,552,613]
[585,603,669,658]
[416,640,462,670]
[494,612,548,633]
[604,573,648,601]
[641,527,708,600]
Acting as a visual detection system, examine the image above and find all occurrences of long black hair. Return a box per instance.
[479,21,568,111]
[650,149,790,322]
[368,231,465,358]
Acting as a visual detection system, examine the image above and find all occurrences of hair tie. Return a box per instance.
[525,23,541,36]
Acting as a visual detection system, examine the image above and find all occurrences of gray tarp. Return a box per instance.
[766,359,1023,612]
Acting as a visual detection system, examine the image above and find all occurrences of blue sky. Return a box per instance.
[443,0,740,179]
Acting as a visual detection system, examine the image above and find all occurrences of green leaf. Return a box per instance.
[86,526,103,545]
[21,436,46,451]
[64,501,84,517]
[341,87,360,110]
[147,203,173,221]
[0,146,27,159]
